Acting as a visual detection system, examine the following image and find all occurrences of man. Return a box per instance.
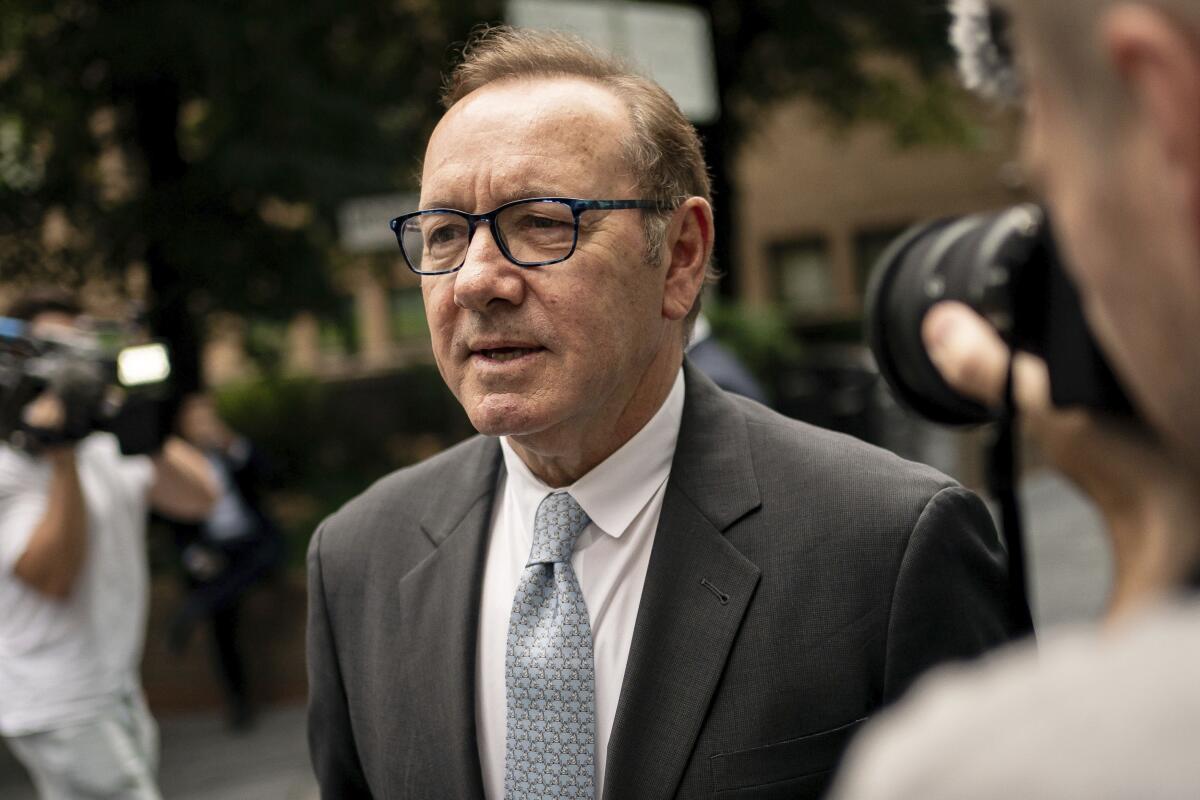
[307,27,1021,800]
[168,393,284,730]
[0,291,218,799]
[832,1,1200,796]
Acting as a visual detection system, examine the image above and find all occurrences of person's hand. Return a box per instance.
[21,391,75,459]
[23,391,66,431]
[922,302,1200,617]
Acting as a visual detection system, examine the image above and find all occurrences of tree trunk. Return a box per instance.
[131,76,202,396]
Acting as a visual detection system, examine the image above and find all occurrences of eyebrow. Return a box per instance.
[419,187,583,212]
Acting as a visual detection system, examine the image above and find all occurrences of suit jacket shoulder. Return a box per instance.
[733,392,955,509]
[726,392,1012,688]
[312,433,501,582]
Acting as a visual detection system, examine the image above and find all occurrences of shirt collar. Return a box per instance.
[500,368,685,541]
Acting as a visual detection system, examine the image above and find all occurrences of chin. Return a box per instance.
[464,394,552,439]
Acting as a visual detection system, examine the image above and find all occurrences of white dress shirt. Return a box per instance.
[476,368,685,799]
[0,434,154,735]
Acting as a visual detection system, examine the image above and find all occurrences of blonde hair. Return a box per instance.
[1002,0,1200,125]
[441,25,717,327]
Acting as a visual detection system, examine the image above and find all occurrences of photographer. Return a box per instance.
[832,0,1200,796]
[0,290,217,799]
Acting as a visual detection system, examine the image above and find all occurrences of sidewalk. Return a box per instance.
[0,704,317,800]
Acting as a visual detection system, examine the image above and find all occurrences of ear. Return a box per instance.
[660,197,714,322]
[1102,5,1200,207]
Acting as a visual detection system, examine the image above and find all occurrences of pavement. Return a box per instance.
[0,468,1111,799]
[0,705,317,800]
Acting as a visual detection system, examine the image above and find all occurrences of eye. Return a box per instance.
[519,213,573,231]
[424,219,466,246]
[502,204,575,236]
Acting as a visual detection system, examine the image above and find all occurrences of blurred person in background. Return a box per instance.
[0,290,217,800]
[832,0,1200,796]
[307,26,1023,800]
[165,393,284,732]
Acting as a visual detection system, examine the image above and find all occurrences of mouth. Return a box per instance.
[471,345,545,364]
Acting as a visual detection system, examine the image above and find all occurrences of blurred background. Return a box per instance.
[0,1,1109,796]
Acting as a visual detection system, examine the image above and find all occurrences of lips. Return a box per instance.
[468,339,546,364]
[478,347,538,362]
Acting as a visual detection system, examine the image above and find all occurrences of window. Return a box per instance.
[770,238,835,315]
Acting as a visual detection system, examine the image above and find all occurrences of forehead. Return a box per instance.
[421,77,635,207]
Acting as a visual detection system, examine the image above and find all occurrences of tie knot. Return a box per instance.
[528,492,590,565]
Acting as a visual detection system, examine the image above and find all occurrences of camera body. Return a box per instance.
[866,204,1135,425]
[0,317,174,455]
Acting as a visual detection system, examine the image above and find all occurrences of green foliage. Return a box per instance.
[703,299,803,395]
[242,319,290,376]
[214,374,326,478]
[213,366,474,558]
[694,0,967,147]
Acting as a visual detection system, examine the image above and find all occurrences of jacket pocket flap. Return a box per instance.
[710,717,867,792]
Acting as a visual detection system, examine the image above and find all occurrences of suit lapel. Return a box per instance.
[390,436,501,799]
[603,365,763,800]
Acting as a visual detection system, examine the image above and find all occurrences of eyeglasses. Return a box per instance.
[389,197,674,275]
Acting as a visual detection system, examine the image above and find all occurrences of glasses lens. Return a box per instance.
[495,201,576,265]
[401,212,469,273]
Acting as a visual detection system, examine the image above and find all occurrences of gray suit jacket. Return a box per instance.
[308,365,1019,799]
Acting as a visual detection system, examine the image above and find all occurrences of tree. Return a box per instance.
[690,0,967,296]
[0,0,503,391]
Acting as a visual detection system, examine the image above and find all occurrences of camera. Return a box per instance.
[0,316,175,454]
[865,204,1136,425]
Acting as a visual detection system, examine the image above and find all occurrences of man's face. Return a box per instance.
[419,77,675,447]
[1022,65,1200,462]
[179,396,225,450]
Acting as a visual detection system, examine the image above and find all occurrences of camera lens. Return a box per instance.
[865,205,1045,426]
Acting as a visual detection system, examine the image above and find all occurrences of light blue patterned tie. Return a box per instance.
[505,491,595,799]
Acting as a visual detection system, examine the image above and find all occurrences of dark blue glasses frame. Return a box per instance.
[389,197,674,275]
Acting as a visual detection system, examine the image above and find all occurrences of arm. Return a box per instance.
[148,436,219,521]
[12,447,87,600]
[924,302,1200,618]
[307,522,373,798]
[882,485,1019,702]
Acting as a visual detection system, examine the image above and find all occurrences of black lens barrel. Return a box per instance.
[866,204,1137,426]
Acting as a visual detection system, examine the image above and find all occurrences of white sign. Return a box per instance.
[507,0,720,124]
[337,192,419,254]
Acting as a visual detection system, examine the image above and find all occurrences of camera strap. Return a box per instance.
[987,357,1037,638]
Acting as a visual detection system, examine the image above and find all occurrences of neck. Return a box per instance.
[1105,471,1200,624]
[509,345,682,488]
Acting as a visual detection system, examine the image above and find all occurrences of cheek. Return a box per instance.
[1044,150,1124,299]
[1055,194,1135,362]
[422,281,459,363]
[554,268,658,353]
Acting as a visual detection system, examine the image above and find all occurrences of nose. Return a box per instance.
[453,221,527,312]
